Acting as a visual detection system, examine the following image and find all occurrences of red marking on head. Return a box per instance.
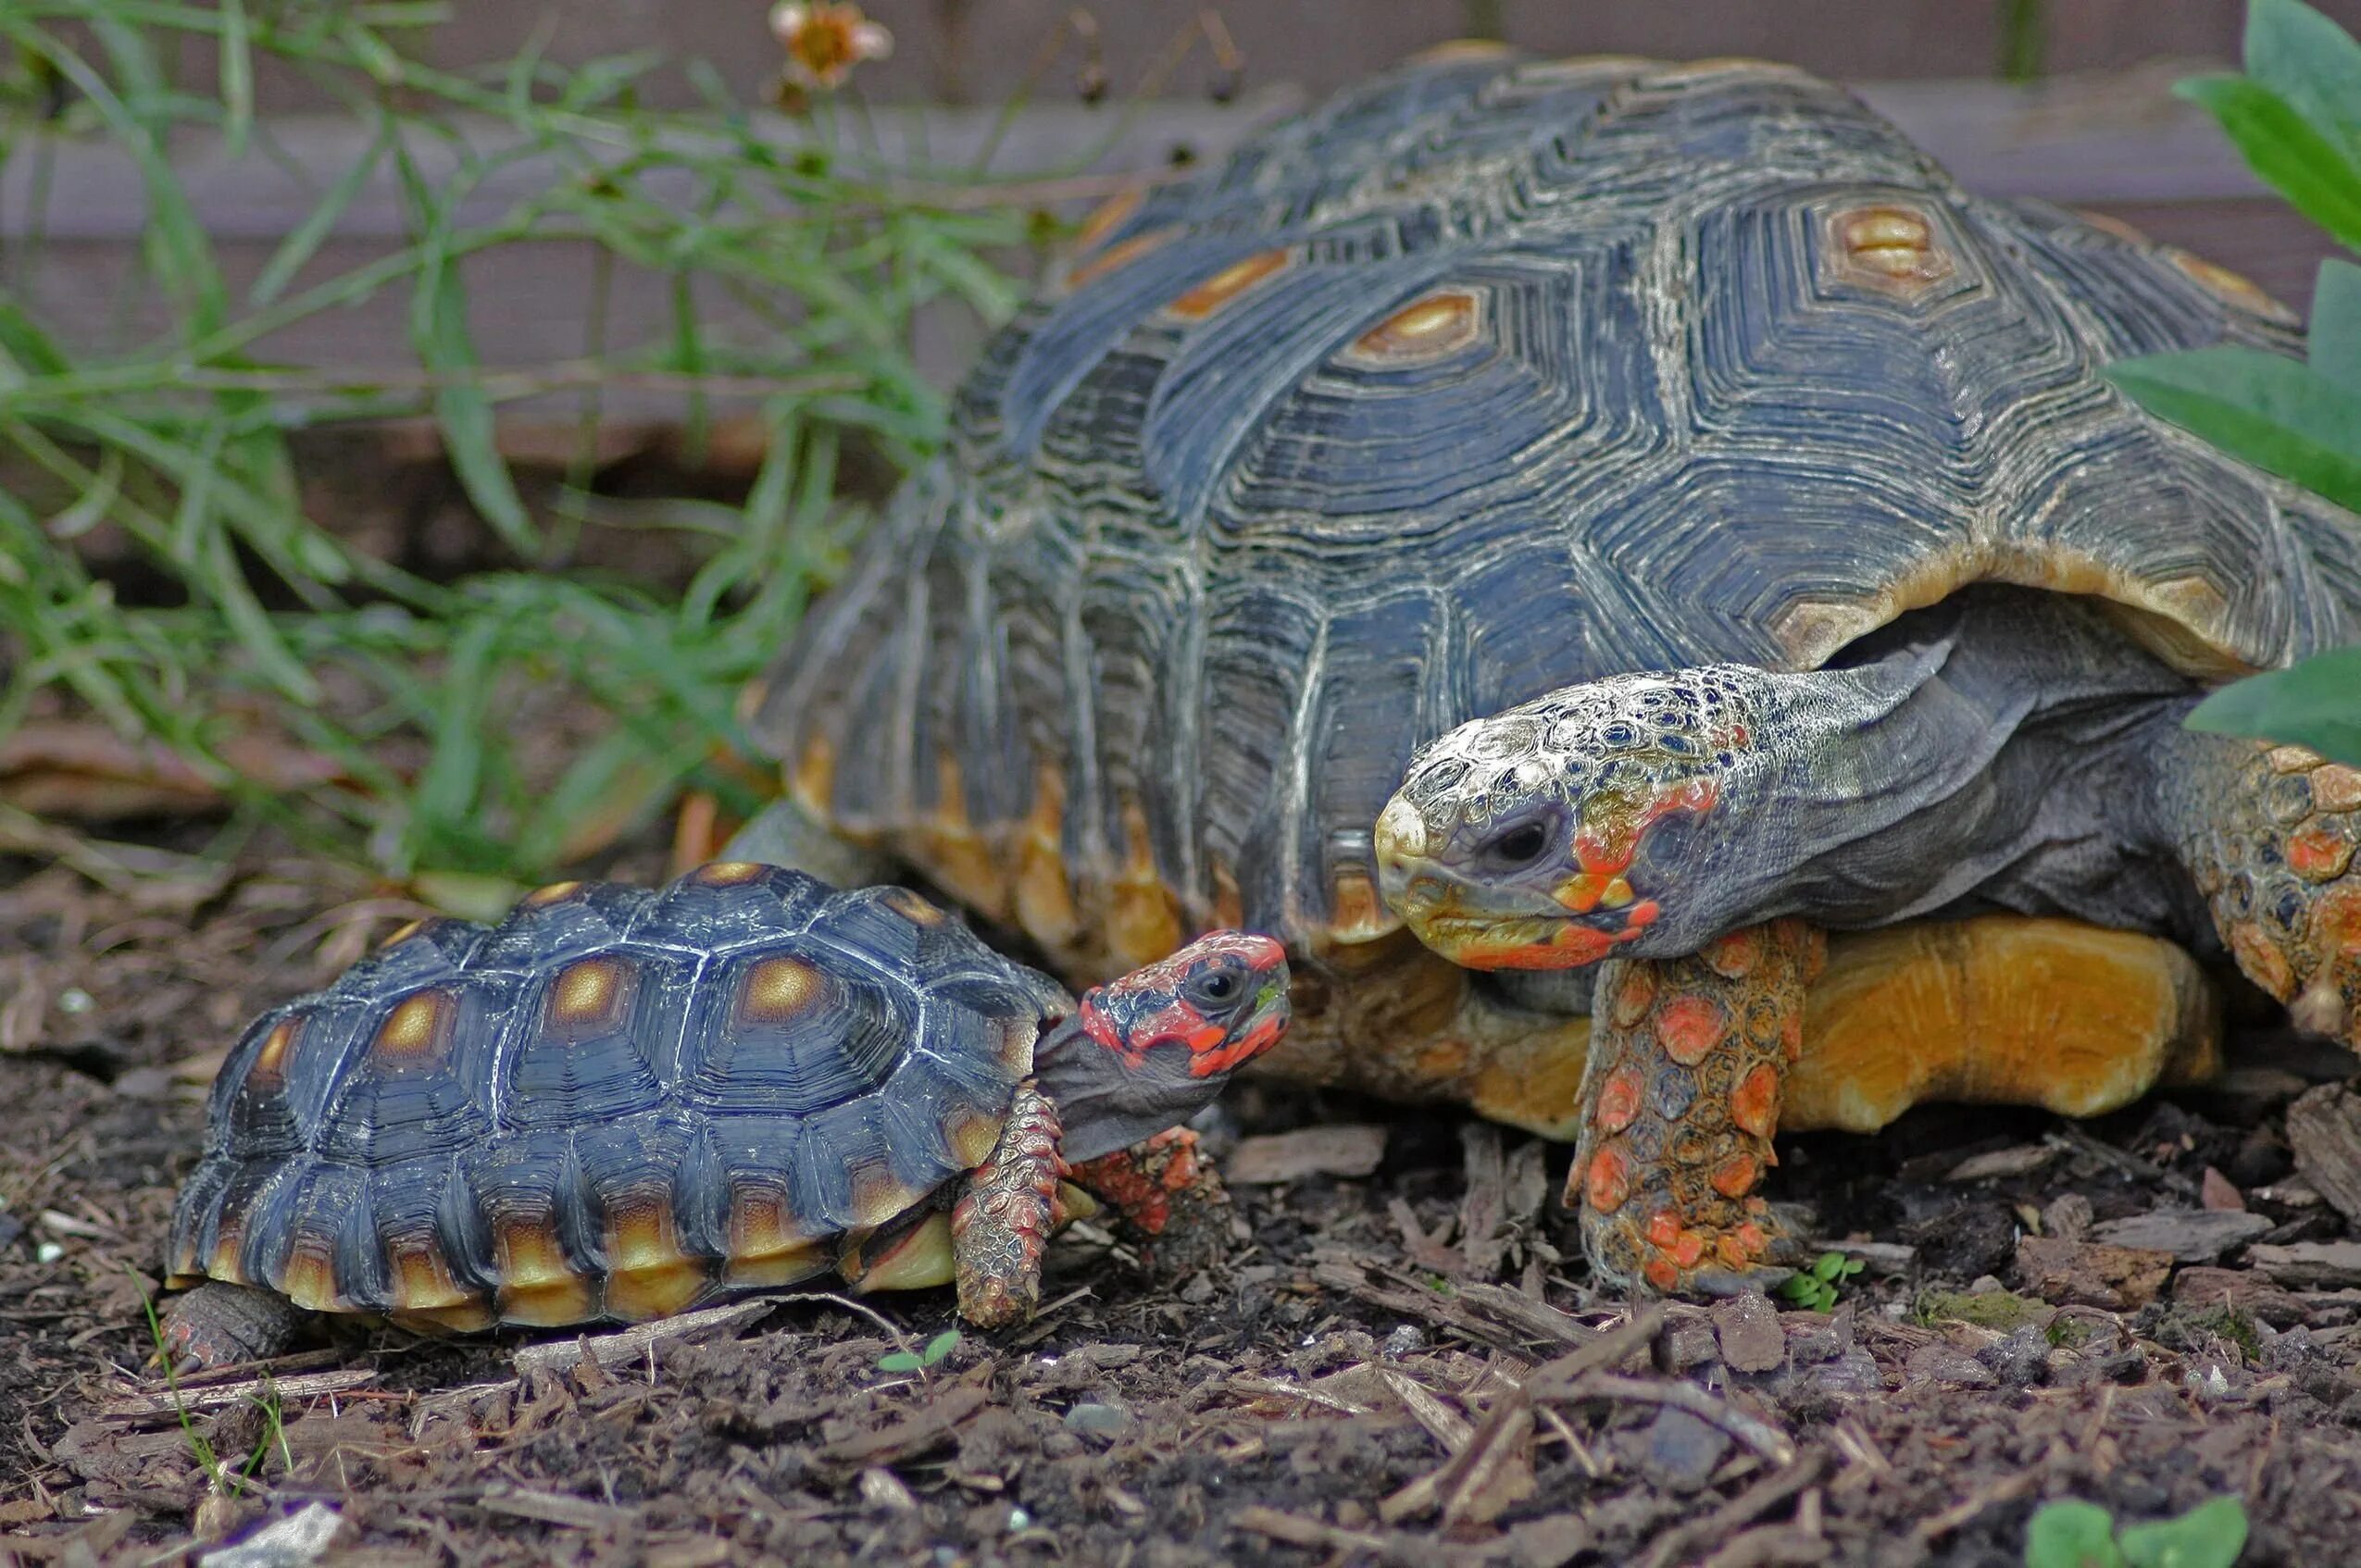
[1077,930,1289,1073]
[1655,994,1729,1065]
[1730,1062,1781,1139]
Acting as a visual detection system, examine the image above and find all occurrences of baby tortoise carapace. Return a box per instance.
[160,864,1289,1370]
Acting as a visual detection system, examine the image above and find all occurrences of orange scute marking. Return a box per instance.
[1643,1210,1681,1250]
[1168,249,1290,318]
[1593,1067,1644,1133]
[2289,823,2355,883]
[1669,1228,1706,1269]
[1585,1146,1630,1213]
[1612,968,1656,1027]
[1655,993,1729,1064]
[1730,1062,1781,1139]
[1708,1153,1759,1199]
[1734,1221,1769,1256]
[1065,229,1175,289]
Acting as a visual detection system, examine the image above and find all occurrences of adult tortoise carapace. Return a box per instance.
[735,45,2361,1294]
[161,865,1288,1368]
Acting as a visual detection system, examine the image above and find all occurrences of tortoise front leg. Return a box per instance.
[157,1281,311,1373]
[951,1080,1064,1326]
[1569,919,1819,1293]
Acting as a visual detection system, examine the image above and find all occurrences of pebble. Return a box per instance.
[1381,1324,1426,1360]
[1638,1406,1730,1491]
[1905,1342,1997,1388]
[1063,1401,1137,1443]
[1710,1293,1785,1374]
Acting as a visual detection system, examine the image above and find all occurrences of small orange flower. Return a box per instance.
[768,3,893,91]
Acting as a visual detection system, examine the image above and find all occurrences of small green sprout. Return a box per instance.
[2024,1496,2249,1568]
[1777,1251,1864,1313]
[877,1329,962,1374]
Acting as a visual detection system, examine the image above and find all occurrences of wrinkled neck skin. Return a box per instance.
[1030,1014,1231,1165]
[1649,589,2212,952]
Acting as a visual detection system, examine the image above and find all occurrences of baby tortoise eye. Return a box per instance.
[1183,960,1249,1011]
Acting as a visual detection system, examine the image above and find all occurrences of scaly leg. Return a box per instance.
[1067,1127,1237,1276]
[2163,738,2361,1048]
[950,1081,1063,1327]
[1569,919,1820,1293]
[158,1281,310,1374]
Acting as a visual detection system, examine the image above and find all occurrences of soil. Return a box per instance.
[7,839,2361,1567]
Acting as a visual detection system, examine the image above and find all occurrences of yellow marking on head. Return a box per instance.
[945,1106,1005,1170]
[2167,248,2294,321]
[602,1197,705,1322]
[250,1018,299,1086]
[1064,229,1176,290]
[735,955,828,1026]
[1782,916,2218,1135]
[1071,188,1143,254]
[1015,764,1081,951]
[387,1235,474,1312]
[279,1234,344,1313]
[1826,204,1955,294]
[692,860,764,887]
[372,989,454,1062]
[546,956,633,1036]
[523,880,583,907]
[846,1212,955,1293]
[1108,798,1182,969]
[1344,289,1482,365]
[1168,249,1291,320]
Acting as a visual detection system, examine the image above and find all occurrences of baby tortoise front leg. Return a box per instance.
[1571,919,1820,1293]
[951,1081,1065,1327]
[157,1281,312,1374]
[1067,1126,1236,1276]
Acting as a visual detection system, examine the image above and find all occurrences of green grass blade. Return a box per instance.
[251,118,395,305]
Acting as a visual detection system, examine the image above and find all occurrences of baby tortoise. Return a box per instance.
[161,864,1289,1368]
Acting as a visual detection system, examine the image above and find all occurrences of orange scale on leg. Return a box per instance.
[1730,1062,1781,1139]
[1643,1257,1680,1292]
[1708,1152,1759,1200]
[1643,1210,1682,1251]
[1585,1146,1631,1213]
[1654,993,1729,1064]
[1611,967,1657,1028]
[1703,928,1760,979]
[1593,1066,1645,1133]
[1668,1229,1707,1270]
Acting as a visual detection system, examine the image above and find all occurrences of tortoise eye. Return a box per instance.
[1481,819,1554,870]
[1183,961,1247,1012]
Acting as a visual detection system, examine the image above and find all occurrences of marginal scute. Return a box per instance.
[2165,247,2297,324]
[690,860,765,887]
[1063,229,1176,290]
[387,1233,475,1312]
[1014,764,1081,951]
[602,1196,706,1322]
[523,880,582,907]
[250,1017,300,1087]
[1070,188,1143,255]
[279,1234,343,1313]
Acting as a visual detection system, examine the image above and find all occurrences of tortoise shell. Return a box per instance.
[166,865,1068,1330]
[750,51,2361,985]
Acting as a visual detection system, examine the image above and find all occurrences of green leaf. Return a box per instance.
[2104,346,2361,514]
[875,1350,923,1374]
[2025,1500,2128,1568]
[2310,258,2361,396]
[921,1329,962,1366]
[2118,1497,2249,1568]
[2185,647,2361,768]
[2243,0,2361,164]
[2175,74,2361,250]
[1812,1251,1846,1282]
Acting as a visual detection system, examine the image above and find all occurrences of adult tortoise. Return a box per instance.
[737,48,2361,1293]
[160,865,1288,1367]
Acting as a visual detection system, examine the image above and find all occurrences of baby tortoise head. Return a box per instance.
[1077,930,1293,1076]
[1376,668,1769,969]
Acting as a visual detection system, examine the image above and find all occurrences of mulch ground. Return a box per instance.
[7,840,2361,1568]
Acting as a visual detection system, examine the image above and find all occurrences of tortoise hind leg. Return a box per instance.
[2161,739,2361,1048]
[158,1282,311,1373]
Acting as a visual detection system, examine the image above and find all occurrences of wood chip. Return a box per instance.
[510,1298,773,1375]
[1459,1123,1511,1275]
[1552,1373,1795,1467]
[1943,1144,2057,1182]
[1713,1293,1787,1374]
[2201,1167,2246,1213]
[479,1486,642,1531]
[2087,1208,2270,1263]
[2012,1236,2173,1310]
[1437,1384,1536,1528]
[1376,1367,1472,1451]
[2168,1266,2351,1327]
[1226,1125,1388,1183]
[2287,1084,2361,1226]
[1231,1504,1421,1564]
[820,1380,993,1468]
[106,1367,378,1419]
[1636,1450,1829,1568]
[2245,1240,2361,1290]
